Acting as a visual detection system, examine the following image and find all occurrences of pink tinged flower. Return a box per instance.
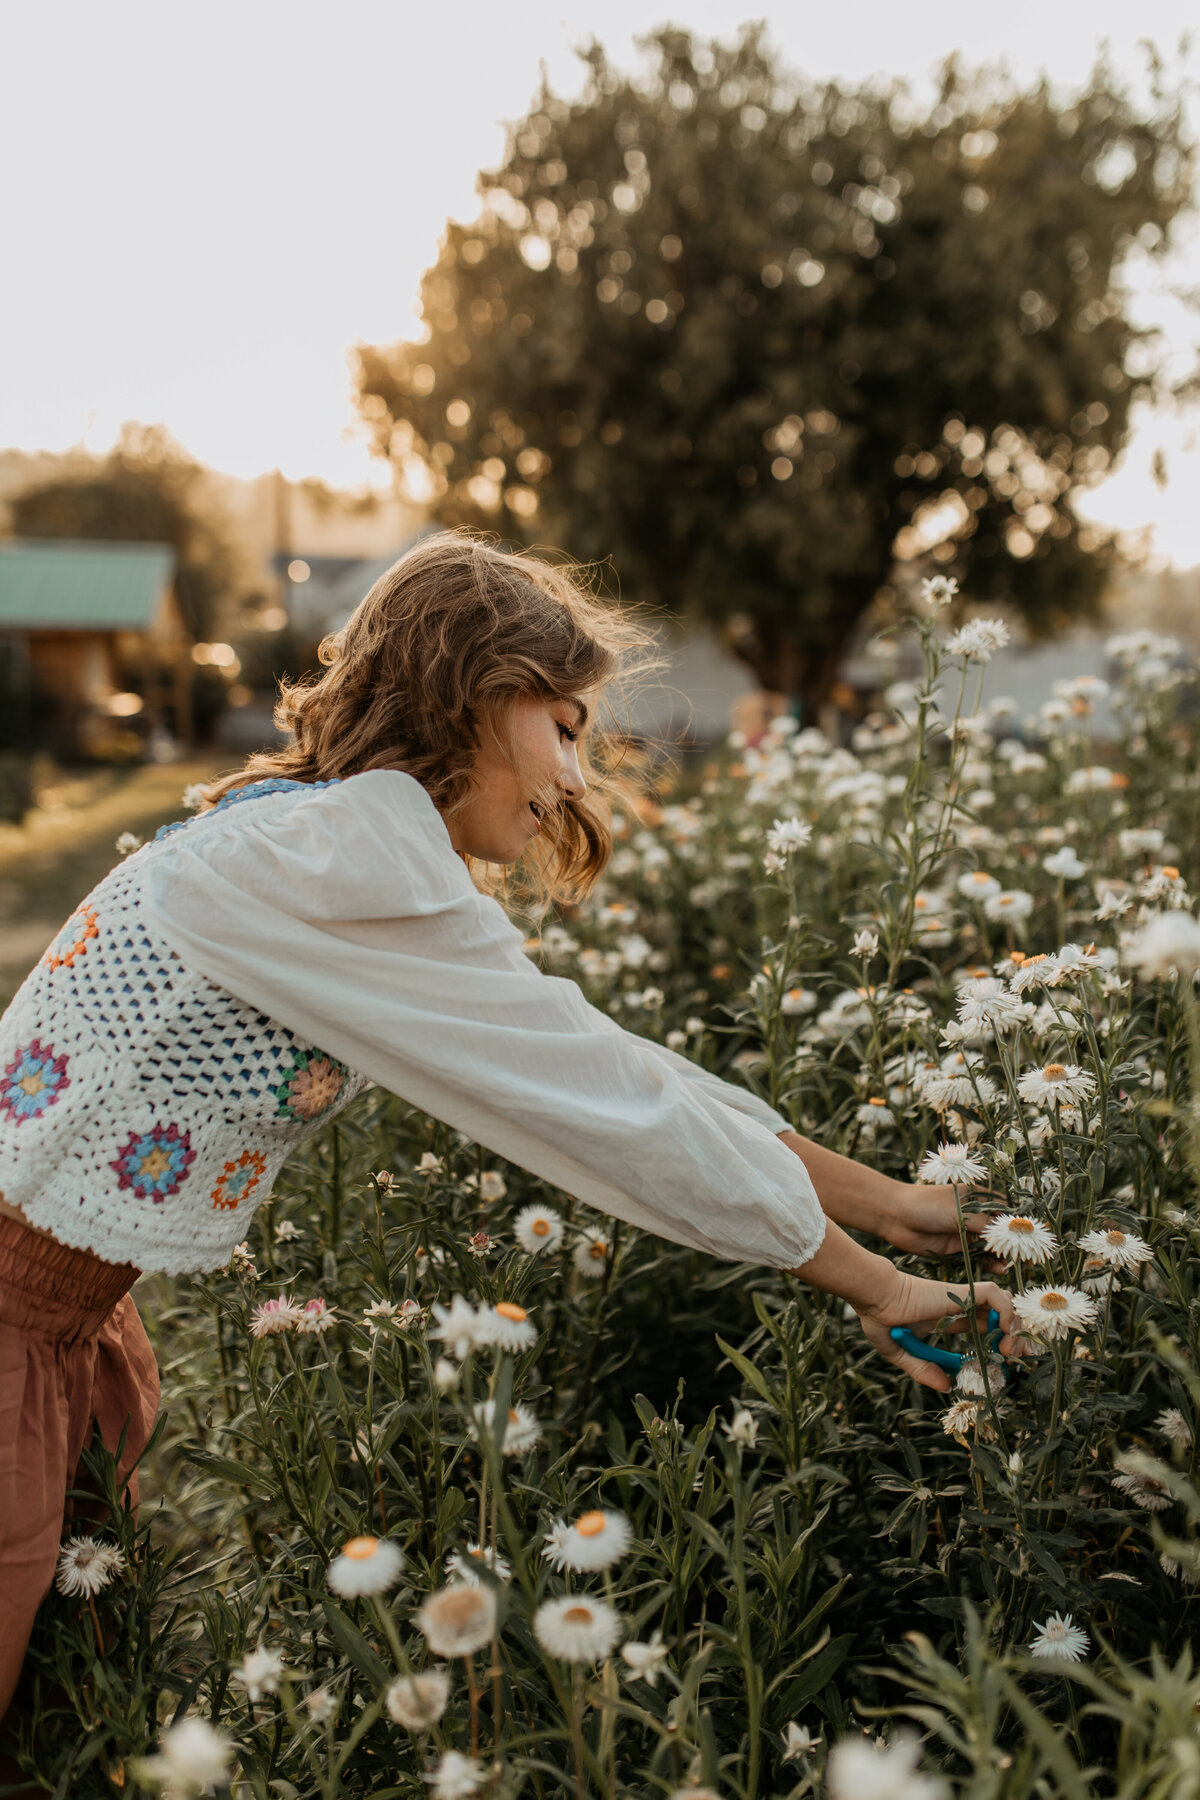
[249,1297,305,1338]
[295,1296,336,1334]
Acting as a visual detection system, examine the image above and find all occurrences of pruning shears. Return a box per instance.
[890,1307,1008,1377]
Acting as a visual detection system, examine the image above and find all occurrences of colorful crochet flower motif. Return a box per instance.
[212,1149,268,1212]
[111,1123,195,1202]
[274,1048,348,1122]
[0,1039,70,1123]
[43,905,99,972]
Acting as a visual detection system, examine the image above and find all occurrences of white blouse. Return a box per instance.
[141,771,826,1270]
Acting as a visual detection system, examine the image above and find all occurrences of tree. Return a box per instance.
[353,27,1194,709]
[9,423,244,642]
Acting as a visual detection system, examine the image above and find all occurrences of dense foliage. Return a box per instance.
[354,28,1193,702]
[16,594,1200,1798]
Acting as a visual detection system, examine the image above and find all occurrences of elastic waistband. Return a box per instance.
[0,1215,140,1339]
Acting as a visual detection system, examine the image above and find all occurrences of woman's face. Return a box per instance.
[444,691,594,863]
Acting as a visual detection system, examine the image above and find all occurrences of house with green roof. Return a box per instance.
[0,538,192,755]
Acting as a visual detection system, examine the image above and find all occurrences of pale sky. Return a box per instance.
[1,0,1197,564]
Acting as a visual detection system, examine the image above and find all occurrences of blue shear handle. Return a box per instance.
[889,1309,1001,1372]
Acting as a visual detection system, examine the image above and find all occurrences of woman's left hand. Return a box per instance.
[876,1179,1000,1260]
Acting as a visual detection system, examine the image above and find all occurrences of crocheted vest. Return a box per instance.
[0,780,369,1275]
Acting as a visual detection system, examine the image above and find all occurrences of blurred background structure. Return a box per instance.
[0,2,1197,817]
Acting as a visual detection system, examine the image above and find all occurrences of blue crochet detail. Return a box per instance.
[154,778,342,842]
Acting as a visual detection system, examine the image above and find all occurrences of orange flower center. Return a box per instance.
[1042,1064,1067,1080]
[1009,1218,1035,1234]
[495,1302,527,1322]
[1162,866,1180,879]
[563,1605,593,1623]
[969,873,990,885]
[1104,1229,1126,1247]
[507,1408,521,1424]
[343,1536,380,1560]
[575,1511,607,1537]
[1010,951,1027,965]
[868,1096,886,1106]
[531,1219,550,1237]
[589,1242,607,1260]
[1042,1292,1068,1311]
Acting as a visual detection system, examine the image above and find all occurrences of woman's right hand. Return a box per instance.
[855,1266,1016,1392]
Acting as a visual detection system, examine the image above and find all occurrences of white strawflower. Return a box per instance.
[417,1151,444,1174]
[433,1358,460,1393]
[386,1668,451,1732]
[234,1645,285,1702]
[115,831,143,856]
[513,1203,564,1253]
[852,929,879,957]
[621,1628,669,1687]
[766,817,813,855]
[955,1356,1005,1397]
[415,1582,497,1657]
[981,1213,1058,1263]
[1009,954,1056,994]
[423,1749,487,1798]
[429,1295,486,1361]
[469,1399,542,1457]
[1030,1612,1090,1662]
[306,1685,338,1721]
[781,985,817,1014]
[1156,1407,1193,1448]
[943,1399,980,1437]
[955,980,1028,1035]
[721,1408,759,1447]
[181,782,208,810]
[1076,1226,1153,1271]
[55,1535,125,1598]
[957,870,1001,901]
[1017,1062,1096,1108]
[917,1143,988,1184]
[362,1299,401,1333]
[1125,911,1200,980]
[327,1535,405,1598]
[984,888,1034,923]
[1044,847,1088,880]
[473,1300,538,1352]
[1046,942,1105,984]
[557,1508,632,1572]
[1111,1455,1172,1512]
[274,1219,301,1242]
[478,1170,507,1202]
[781,1720,822,1759]
[1119,826,1165,857]
[139,1717,233,1792]
[445,1541,513,1584]
[533,1594,622,1664]
[946,619,1009,662]
[573,1230,610,1278]
[921,575,958,608]
[1012,1285,1097,1341]
[826,1731,948,1800]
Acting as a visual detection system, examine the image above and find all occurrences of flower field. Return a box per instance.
[19,593,1200,1799]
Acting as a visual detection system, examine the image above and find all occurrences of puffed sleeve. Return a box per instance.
[141,771,825,1270]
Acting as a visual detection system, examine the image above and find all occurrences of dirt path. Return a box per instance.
[0,757,224,1010]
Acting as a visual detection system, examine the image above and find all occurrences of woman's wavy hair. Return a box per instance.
[202,528,664,910]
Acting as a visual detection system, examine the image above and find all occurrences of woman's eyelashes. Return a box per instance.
[557,722,578,743]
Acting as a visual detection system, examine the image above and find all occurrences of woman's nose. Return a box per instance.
[560,743,586,800]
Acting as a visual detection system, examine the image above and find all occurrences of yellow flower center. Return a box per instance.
[1042,1064,1067,1080]
[589,1242,607,1261]
[563,1605,593,1623]
[531,1219,550,1237]
[507,1408,520,1424]
[1162,866,1180,879]
[495,1302,527,1322]
[343,1536,380,1560]
[1104,1229,1126,1247]
[868,1096,886,1106]
[17,1073,45,1096]
[1042,1292,1068,1311]
[1009,1218,1035,1235]
[969,872,990,885]
[575,1511,607,1537]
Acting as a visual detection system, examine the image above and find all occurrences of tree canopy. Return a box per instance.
[354,27,1194,706]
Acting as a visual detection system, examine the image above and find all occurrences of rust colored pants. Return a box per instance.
[0,1216,159,1720]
